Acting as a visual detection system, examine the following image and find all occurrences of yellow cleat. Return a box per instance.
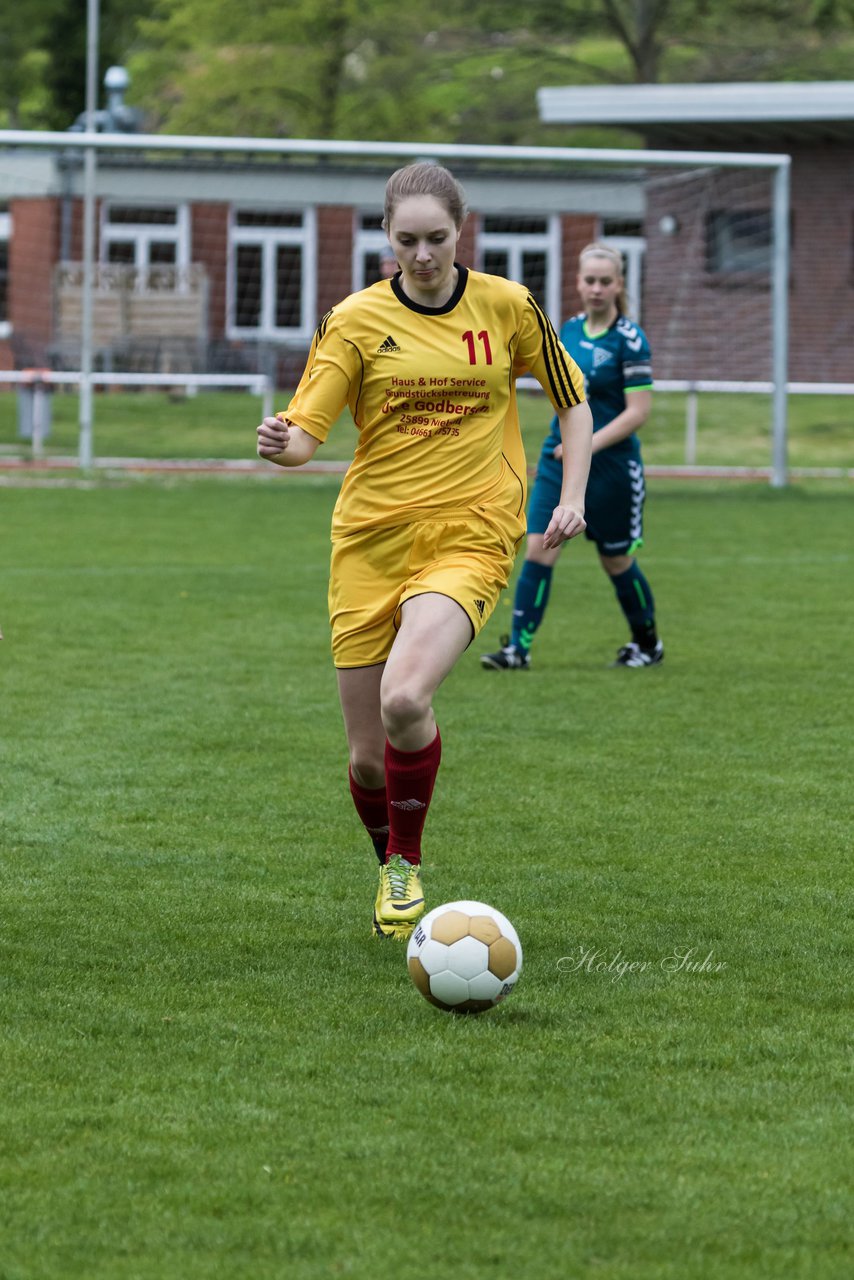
[372,854,425,940]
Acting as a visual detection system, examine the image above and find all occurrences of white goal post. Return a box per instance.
[0,128,791,482]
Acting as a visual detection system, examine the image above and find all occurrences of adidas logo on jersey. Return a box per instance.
[377,335,401,353]
[474,599,486,617]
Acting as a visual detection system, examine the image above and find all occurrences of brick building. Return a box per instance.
[5,85,850,387]
[538,81,854,383]
[0,147,642,383]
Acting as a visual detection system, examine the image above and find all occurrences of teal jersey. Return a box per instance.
[543,313,653,456]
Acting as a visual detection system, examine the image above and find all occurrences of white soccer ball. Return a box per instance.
[406,900,522,1014]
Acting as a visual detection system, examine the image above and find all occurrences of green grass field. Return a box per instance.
[1,465,851,1279]
[0,386,852,472]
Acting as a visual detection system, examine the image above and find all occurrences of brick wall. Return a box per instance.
[316,206,354,319]
[787,144,854,382]
[641,144,854,383]
[457,217,477,269]
[560,214,598,320]
[8,198,60,364]
[192,204,229,341]
[643,168,774,381]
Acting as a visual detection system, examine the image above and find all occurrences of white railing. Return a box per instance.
[3,369,273,458]
[518,375,853,471]
[656,380,854,467]
[5,373,849,474]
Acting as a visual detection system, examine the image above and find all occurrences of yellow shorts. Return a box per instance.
[329,509,522,668]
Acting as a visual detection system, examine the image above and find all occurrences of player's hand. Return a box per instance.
[257,415,291,460]
[552,442,563,461]
[542,504,586,549]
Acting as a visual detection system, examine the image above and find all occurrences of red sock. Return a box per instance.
[348,767,389,861]
[384,729,442,866]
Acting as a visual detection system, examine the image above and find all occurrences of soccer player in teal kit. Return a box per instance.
[482,241,663,671]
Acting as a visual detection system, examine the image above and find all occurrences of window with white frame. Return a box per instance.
[0,208,11,338]
[229,208,316,342]
[478,215,560,322]
[353,213,396,291]
[101,203,190,277]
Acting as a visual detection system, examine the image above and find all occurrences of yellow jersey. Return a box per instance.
[282,266,586,539]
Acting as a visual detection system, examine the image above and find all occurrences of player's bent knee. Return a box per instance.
[348,748,385,791]
[526,534,561,568]
[380,683,431,736]
[600,553,633,576]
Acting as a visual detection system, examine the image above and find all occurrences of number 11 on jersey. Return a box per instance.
[462,330,493,365]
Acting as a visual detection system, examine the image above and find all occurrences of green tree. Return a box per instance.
[482,0,854,84]
[0,0,63,128]
[126,0,651,142]
[4,0,854,140]
[128,0,450,137]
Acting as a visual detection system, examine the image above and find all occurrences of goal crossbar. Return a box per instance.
[0,128,792,171]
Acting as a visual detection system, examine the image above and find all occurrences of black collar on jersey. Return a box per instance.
[390,264,468,315]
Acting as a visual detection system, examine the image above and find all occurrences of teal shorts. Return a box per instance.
[528,441,645,556]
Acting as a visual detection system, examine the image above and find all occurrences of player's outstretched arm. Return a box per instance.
[256,415,320,468]
[542,400,593,549]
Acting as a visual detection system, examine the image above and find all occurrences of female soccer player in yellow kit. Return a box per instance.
[257,162,592,939]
